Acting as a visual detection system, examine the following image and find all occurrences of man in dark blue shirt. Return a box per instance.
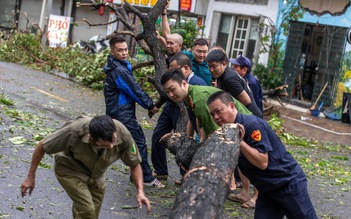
[207,91,317,219]
[230,55,263,113]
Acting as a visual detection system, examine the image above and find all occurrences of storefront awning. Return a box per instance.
[299,0,350,16]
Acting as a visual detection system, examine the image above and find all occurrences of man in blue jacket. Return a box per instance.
[103,35,164,188]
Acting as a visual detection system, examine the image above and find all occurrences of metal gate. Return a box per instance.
[283,21,347,107]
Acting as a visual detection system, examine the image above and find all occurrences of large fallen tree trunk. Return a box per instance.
[163,124,241,219]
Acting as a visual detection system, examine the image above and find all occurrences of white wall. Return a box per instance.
[18,0,110,44]
[72,7,110,43]
[18,0,43,30]
[203,0,279,65]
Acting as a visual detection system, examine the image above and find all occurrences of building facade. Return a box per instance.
[279,0,351,112]
[203,0,279,65]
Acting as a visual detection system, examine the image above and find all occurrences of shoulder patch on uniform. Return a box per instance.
[251,130,261,141]
[130,143,137,155]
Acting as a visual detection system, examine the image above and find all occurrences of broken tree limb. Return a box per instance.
[169,124,241,219]
[159,102,198,168]
[160,132,198,169]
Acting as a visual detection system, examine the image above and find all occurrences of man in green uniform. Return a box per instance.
[21,115,151,219]
[161,69,251,142]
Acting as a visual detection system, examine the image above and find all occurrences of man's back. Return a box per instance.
[245,72,263,112]
[235,113,302,193]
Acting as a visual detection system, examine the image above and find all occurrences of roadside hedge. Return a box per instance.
[0,31,153,92]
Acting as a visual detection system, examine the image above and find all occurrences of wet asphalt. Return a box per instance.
[1,62,351,219]
[0,62,162,219]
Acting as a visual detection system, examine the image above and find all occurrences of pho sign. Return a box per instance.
[47,15,71,48]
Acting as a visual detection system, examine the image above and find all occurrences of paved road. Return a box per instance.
[1,62,350,219]
[0,62,163,219]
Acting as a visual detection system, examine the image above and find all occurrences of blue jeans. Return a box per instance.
[124,119,154,182]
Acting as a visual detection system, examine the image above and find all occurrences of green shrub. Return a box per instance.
[0,31,159,92]
[0,31,108,90]
[253,63,283,90]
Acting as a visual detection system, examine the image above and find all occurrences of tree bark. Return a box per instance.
[160,101,198,169]
[123,0,169,103]
[160,132,198,169]
[168,124,241,219]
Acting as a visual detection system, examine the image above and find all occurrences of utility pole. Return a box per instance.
[39,0,53,47]
[176,0,180,29]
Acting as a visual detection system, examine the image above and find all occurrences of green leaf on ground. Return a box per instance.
[8,136,27,145]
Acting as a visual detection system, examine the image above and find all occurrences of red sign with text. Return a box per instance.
[180,0,192,12]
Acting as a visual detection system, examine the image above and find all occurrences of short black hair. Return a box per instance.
[207,91,233,106]
[89,115,116,142]
[109,35,126,48]
[161,68,185,85]
[169,52,193,70]
[193,38,208,47]
[206,49,228,63]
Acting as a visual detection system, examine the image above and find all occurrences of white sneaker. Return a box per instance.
[144,179,165,188]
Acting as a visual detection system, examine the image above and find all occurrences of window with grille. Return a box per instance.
[231,18,249,58]
[215,14,259,60]
[217,15,232,51]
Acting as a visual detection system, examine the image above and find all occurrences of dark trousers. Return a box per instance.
[124,119,154,182]
[151,102,180,175]
[255,176,317,219]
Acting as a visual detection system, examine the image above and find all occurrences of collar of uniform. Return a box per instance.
[187,72,195,83]
[81,133,124,145]
[82,134,91,144]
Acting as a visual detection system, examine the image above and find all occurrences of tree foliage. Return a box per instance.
[170,18,199,50]
[0,30,107,90]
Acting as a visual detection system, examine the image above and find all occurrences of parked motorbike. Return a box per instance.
[75,34,109,54]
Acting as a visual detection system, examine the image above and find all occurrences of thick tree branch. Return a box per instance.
[147,0,168,24]
[132,60,154,70]
[123,1,144,20]
[137,40,152,55]
[83,18,118,27]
